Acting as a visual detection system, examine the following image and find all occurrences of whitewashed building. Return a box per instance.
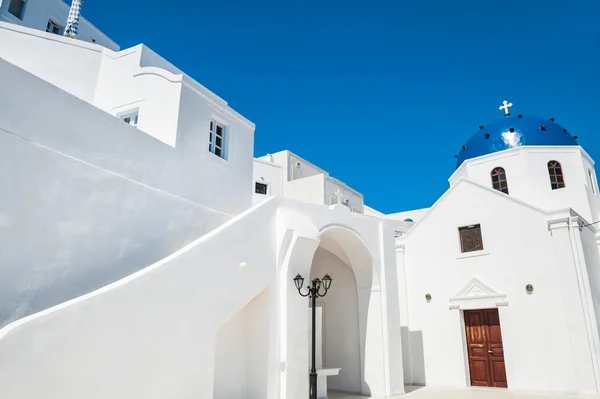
[0,0,118,49]
[1,3,600,399]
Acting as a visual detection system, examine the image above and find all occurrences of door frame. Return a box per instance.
[459,310,472,387]
[449,277,510,388]
[461,308,508,388]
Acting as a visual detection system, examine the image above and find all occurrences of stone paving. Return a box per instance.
[328,386,600,399]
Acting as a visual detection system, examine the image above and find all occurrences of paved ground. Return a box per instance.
[328,386,600,399]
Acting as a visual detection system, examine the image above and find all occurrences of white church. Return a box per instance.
[1,1,600,399]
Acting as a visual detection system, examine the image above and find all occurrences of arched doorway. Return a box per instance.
[308,225,374,395]
[278,221,401,399]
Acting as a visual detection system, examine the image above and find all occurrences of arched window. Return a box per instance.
[548,161,565,190]
[491,167,509,194]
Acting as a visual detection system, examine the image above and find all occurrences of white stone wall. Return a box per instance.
[580,225,600,360]
[0,23,255,213]
[0,23,255,151]
[285,173,326,206]
[398,179,600,393]
[0,22,103,103]
[0,55,256,325]
[450,146,600,222]
[264,151,290,185]
[93,44,183,147]
[0,197,405,399]
[0,197,279,399]
[213,288,270,399]
[253,158,284,200]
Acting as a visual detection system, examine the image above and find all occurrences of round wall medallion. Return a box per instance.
[425,293,432,301]
[526,284,534,293]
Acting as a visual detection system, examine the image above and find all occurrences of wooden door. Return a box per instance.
[464,308,508,388]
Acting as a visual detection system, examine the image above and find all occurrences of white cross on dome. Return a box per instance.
[499,100,513,116]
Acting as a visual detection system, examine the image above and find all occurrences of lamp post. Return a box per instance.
[294,273,332,399]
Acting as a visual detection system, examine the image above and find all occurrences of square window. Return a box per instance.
[458,224,483,253]
[46,20,62,34]
[8,0,26,19]
[255,182,268,195]
[209,120,227,159]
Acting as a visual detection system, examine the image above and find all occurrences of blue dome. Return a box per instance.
[455,114,579,168]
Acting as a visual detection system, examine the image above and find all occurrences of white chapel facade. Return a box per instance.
[1,2,600,398]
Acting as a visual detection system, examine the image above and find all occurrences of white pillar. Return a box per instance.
[356,221,405,397]
[548,215,600,393]
[279,234,319,399]
[396,243,412,385]
[379,221,405,395]
[358,286,386,395]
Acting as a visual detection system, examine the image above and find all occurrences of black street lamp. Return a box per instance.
[294,273,333,399]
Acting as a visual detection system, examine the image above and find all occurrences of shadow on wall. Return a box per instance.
[401,327,426,386]
[213,287,271,399]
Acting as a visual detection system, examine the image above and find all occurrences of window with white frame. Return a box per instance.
[209,120,226,159]
[46,20,62,35]
[8,0,26,19]
[120,111,139,128]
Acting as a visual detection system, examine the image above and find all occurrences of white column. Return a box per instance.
[379,222,405,395]
[549,216,600,393]
[356,221,405,397]
[568,216,600,390]
[279,234,319,399]
[396,243,412,385]
[358,286,386,395]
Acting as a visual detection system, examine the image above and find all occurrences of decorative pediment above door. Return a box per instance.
[449,277,508,310]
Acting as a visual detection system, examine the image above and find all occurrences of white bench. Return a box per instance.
[316,368,341,399]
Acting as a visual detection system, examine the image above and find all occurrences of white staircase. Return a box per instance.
[0,197,279,399]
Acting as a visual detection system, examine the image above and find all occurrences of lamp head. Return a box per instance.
[312,277,322,290]
[322,274,332,290]
[293,274,304,291]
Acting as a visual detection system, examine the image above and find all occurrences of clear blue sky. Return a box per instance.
[84,0,599,214]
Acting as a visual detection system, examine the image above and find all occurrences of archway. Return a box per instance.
[277,216,403,399]
[308,226,375,395]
